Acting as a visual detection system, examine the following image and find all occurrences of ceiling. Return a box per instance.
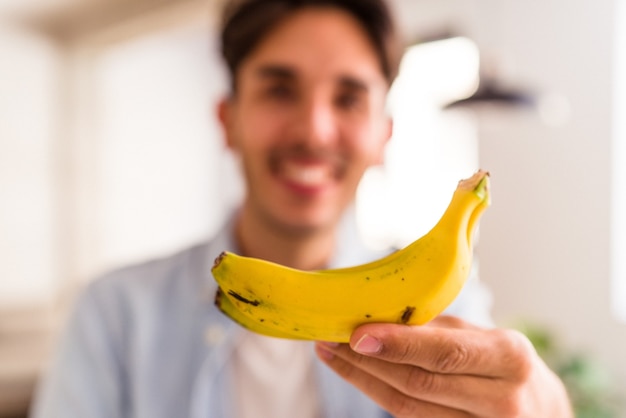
[0,0,458,45]
[0,0,210,38]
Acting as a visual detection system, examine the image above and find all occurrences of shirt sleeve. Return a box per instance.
[29,282,128,418]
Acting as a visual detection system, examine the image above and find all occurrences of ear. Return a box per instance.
[217,96,236,150]
[373,117,393,166]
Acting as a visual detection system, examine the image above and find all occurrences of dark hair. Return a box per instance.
[219,0,403,91]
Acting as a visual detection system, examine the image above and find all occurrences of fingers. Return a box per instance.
[314,344,474,418]
[426,315,483,330]
[349,320,536,379]
[316,318,571,418]
[316,340,517,415]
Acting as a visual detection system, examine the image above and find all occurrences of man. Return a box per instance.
[30,0,573,417]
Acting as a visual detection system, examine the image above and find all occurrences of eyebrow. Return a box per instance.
[337,76,369,93]
[255,64,296,81]
[255,64,371,92]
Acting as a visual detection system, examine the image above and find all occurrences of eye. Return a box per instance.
[335,91,363,110]
[265,83,295,100]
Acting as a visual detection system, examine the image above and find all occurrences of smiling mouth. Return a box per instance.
[282,162,334,187]
[269,147,347,194]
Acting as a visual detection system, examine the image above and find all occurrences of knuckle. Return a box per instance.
[387,392,421,418]
[392,337,417,363]
[333,359,358,380]
[403,367,440,395]
[433,314,467,328]
[493,385,529,417]
[493,329,536,380]
[435,340,470,373]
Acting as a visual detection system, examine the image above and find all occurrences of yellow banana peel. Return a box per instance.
[212,169,491,342]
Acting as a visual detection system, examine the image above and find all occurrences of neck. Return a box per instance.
[234,206,336,271]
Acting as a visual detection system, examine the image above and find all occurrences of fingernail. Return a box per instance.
[317,341,340,349]
[315,343,335,360]
[353,334,382,354]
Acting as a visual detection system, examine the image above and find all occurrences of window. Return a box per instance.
[356,37,481,250]
[90,23,235,275]
[55,4,239,284]
[0,26,61,307]
[611,0,626,322]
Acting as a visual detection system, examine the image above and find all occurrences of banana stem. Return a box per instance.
[457,169,490,195]
[466,171,490,246]
[472,174,490,203]
[431,170,490,248]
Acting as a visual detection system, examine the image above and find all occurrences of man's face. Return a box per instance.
[220,6,392,235]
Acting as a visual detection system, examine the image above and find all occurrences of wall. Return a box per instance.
[63,6,237,284]
[0,25,63,309]
[0,22,65,416]
[394,0,626,393]
[477,0,625,387]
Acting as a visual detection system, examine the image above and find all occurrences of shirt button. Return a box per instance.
[204,324,225,346]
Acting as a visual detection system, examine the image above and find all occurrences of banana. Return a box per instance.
[213,169,491,342]
[214,287,305,339]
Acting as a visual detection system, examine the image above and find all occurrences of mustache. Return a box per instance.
[268,144,347,167]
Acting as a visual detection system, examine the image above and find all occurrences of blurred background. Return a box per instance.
[0,0,625,416]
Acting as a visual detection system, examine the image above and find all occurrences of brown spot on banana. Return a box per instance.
[214,288,223,308]
[213,251,227,269]
[400,306,415,324]
[227,290,261,306]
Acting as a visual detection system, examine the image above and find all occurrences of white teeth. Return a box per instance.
[283,164,330,186]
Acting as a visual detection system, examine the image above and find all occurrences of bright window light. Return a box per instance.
[356,37,481,249]
[612,0,626,322]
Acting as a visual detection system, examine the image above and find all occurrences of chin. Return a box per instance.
[277,210,338,236]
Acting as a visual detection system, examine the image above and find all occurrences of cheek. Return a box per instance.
[349,127,387,168]
[231,114,277,155]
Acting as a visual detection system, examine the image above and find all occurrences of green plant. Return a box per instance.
[516,322,622,418]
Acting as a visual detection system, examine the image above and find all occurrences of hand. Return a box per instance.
[315,316,573,418]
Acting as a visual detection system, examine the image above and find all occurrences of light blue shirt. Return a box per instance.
[30,215,492,418]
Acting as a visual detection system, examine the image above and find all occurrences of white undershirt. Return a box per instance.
[231,331,322,418]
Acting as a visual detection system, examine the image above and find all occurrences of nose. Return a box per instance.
[294,94,338,147]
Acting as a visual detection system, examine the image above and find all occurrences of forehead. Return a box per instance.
[237,6,387,88]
